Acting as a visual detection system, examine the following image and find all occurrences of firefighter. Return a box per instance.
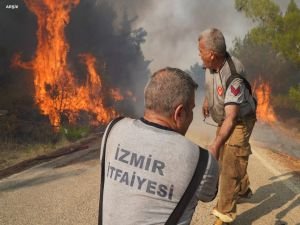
[198,28,257,224]
[99,67,219,225]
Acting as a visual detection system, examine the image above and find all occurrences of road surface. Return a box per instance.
[0,119,299,225]
[187,117,300,225]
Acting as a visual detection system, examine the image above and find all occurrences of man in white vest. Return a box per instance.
[99,67,219,225]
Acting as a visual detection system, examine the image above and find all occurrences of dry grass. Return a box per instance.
[0,139,69,170]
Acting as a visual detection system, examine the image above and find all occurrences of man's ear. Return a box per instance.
[174,104,185,124]
[210,51,215,61]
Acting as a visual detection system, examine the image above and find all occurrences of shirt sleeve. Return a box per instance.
[224,78,246,106]
[197,152,219,202]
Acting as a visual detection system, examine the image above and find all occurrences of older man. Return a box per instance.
[198,28,256,224]
[99,67,219,225]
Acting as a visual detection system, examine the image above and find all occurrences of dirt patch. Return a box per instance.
[253,140,300,172]
[252,140,300,190]
[266,149,300,172]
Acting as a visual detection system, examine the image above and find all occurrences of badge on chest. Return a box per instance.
[217,86,224,96]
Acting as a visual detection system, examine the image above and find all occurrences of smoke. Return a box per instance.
[118,0,299,159]
[120,0,254,110]
[66,0,153,116]
[130,0,300,73]
[1,0,299,119]
[0,0,36,75]
[130,0,254,72]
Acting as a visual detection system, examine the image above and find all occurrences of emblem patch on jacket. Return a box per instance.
[230,85,241,96]
[217,86,223,96]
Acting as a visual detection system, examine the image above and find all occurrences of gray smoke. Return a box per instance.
[131,0,254,72]
[129,0,300,72]
[0,0,36,74]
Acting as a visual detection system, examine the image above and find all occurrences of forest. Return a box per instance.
[233,0,300,117]
[0,0,300,169]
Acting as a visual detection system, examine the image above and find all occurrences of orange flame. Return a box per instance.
[110,88,124,101]
[254,79,277,123]
[12,0,120,127]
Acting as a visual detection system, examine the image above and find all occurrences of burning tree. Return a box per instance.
[10,0,149,128]
[0,0,150,144]
[253,78,277,122]
[12,0,118,127]
[233,0,300,122]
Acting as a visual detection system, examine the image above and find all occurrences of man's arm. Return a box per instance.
[208,104,239,159]
[198,152,219,202]
[202,96,210,118]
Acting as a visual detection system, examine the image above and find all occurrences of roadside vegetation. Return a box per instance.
[232,0,300,123]
[0,111,92,170]
[0,1,149,171]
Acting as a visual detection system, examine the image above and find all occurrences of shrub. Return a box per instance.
[61,125,90,142]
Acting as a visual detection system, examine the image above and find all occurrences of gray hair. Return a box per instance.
[144,67,198,116]
[198,28,226,56]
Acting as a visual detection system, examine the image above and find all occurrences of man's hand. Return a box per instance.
[209,104,239,160]
[208,144,219,160]
[202,97,210,118]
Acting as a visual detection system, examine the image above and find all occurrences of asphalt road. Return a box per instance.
[187,115,300,225]
[0,120,299,225]
[0,139,101,225]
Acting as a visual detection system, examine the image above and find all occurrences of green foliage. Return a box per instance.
[276,1,300,63]
[287,0,299,13]
[273,94,295,110]
[61,125,90,142]
[235,0,300,66]
[272,90,300,119]
[235,0,280,23]
[231,36,299,93]
[233,0,300,119]
[289,84,300,111]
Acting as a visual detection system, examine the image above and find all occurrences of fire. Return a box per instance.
[254,79,277,123]
[110,89,124,101]
[12,0,121,127]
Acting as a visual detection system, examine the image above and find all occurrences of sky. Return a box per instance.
[128,0,299,73]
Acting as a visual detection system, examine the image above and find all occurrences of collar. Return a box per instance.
[140,117,175,132]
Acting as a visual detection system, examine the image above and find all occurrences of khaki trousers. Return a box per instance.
[216,118,256,221]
